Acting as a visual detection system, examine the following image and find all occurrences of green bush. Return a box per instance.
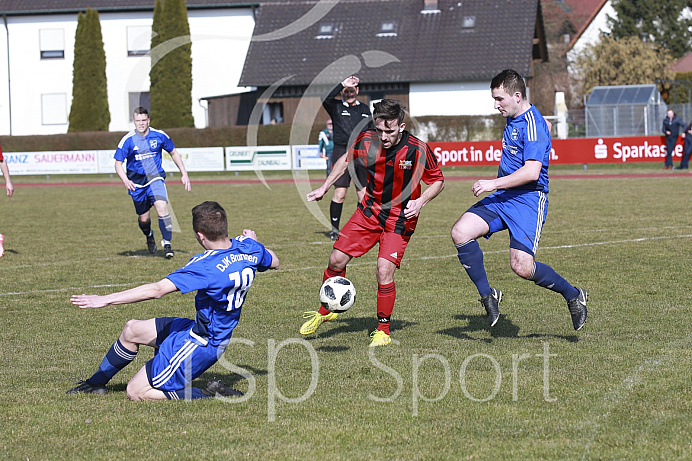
[67,9,110,132]
[0,116,505,153]
[149,0,194,128]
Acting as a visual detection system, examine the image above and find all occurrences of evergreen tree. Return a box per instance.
[608,0,692,59]
[68,9,110,132]
[149,0,165,121]
[149,0,194,128]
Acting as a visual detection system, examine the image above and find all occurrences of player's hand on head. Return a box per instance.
[342,76,358,87]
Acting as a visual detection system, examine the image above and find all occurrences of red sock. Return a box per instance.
[318,267,346,315]
[376,281,396,335]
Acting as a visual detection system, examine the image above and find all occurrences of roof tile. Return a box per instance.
[240,0,542,87]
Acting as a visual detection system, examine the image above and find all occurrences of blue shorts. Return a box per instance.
[129,178,168,216]
[145,317,226,392]
[467,189,548,257]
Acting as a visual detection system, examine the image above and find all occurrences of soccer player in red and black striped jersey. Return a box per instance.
[0,144,14,258]
[301,99,445,347]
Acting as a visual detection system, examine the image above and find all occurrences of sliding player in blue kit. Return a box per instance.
[451,69,587,331]
[115,106,191,258]
[67,201,279,400]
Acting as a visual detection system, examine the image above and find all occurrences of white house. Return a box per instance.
[564,0,615,69]
[0,1,257,136]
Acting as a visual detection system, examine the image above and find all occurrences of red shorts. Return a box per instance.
[333,208,411,267]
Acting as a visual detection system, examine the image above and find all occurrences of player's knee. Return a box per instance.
[328,259,347,272]
[328,252,348,270]
[510,260,532,279]
[450,222,468,244]
[126,383,143,401]
[121,319,140,342]
[376,266,395,285]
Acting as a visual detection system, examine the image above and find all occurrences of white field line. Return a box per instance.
[579,332,691,459]
[1,232,691,297]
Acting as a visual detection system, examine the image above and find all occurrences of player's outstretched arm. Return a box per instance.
[307,153,349,202]
[71,279,178,309]
[0,160,13,197]
[169,148,191,192]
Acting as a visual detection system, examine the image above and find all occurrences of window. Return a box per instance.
[39,29,64,59]
[262,102,283,125]
[127,26,152,56]
[41,94,68,125]
[315,23,334,39]
[462,16,476,29]
[129,92,151,120]
[377,21,397,37]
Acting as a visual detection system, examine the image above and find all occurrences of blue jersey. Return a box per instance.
[114,128,176,186]
[498,104,550,193]
[165,236,274,346]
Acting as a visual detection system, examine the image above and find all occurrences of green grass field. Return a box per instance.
[1,164,691,460]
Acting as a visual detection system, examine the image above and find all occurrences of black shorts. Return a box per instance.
[332,144,367,189]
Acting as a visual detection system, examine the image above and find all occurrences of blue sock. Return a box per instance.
[530,262,579,301]
[87,339,137,386]
[455,240,491,298]
[159,214,173,242]
[165,387,211,400]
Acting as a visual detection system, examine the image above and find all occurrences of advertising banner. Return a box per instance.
[163,147,225,172]
[225,146,292,171]
[428,136,680,167]
[3,150,99,175]
[552,136,681,164]
[292,144,327,170]
[97,149,117,174]
[4,137,684,176]
[96,147,226,174]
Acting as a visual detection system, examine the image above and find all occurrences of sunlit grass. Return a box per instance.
[0,165,690,459]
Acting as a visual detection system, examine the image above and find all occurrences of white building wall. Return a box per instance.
[409,81,496,117]
[5,14,77,136]
[565,1,615,67]
[0,20,10,135]
[0,7,254,136]
[188,9,255,129]
[100,12,153,133]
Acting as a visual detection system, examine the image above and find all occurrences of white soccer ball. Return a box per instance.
[319,276,356,313]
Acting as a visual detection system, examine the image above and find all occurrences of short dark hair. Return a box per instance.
[192,201,228,241]
[372,99,406,125]
[490,69,526,99]
[133,106,149,117]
